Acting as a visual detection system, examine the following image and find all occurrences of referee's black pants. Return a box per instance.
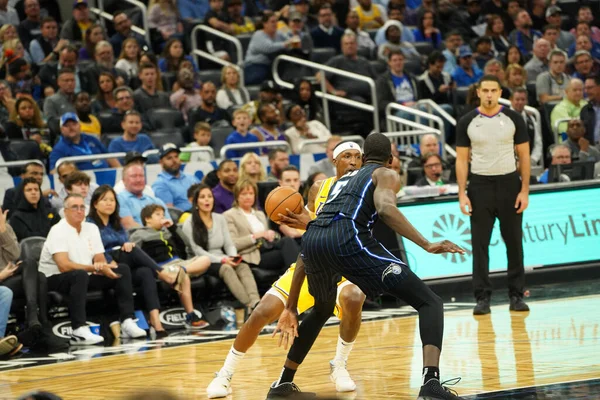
[468,171,525,300]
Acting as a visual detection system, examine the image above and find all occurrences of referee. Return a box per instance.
[456,75,531,315]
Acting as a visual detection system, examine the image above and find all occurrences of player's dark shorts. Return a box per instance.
[301,219,409,301]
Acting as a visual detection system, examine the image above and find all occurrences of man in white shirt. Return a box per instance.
[39,194,146,345]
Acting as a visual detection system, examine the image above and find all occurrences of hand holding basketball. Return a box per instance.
[265,186,304,224]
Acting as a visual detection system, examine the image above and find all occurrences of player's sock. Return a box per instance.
[333,336,354,363]
[276,366,297,385]
[219,346,245,376]
[422,366,440,384]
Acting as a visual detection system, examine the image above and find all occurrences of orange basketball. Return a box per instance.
[265,186,304,223]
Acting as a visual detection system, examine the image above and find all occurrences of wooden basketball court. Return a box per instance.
[1,294,599,399]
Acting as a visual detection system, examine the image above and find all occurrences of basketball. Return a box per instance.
[265,186,304,223]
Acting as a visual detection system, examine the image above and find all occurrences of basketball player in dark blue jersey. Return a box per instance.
[268,133,466,400]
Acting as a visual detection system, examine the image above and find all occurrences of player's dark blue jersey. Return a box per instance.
[311,163,383,233]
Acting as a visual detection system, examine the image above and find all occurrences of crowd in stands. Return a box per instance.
[1,0,600,356]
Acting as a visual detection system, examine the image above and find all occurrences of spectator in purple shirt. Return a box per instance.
[212,159,239,213]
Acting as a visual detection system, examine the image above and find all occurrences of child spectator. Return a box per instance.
[224,109,259,158]
[180,122,212,163]
[115,37,141,80]
[158,38,196,74]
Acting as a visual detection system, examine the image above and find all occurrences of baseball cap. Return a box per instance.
[260,80,279,93]
[546,5,561,18]
[159,143,181,159]
[60,112,79,127]
[458,45,473,58]
[289,11,303,21]
[124,151,147,165]
[73,0,88,8]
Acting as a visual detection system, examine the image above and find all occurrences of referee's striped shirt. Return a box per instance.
[456,107,529,176]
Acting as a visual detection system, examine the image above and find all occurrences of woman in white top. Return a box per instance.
[182,184,260,310]
[115,38,140,79]
[216,65,251,110]
[284,104,332,154]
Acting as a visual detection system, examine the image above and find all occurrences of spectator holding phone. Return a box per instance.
[182,184,260,313]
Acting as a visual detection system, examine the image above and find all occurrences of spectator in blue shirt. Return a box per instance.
[117,163,172,229]
[225,109,259,158]
[49,112,121,173]
[107,111,158,163]
[151,143,199,210]
[452,45,483,87]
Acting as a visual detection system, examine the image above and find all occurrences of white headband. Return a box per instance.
[333,141,362,160]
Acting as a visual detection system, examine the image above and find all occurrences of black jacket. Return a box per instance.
[375,71,419,118]
[8,181,59,241]
[38,62,95,94]
[580,102,597,145]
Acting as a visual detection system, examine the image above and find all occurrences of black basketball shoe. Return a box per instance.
[266,381,315,399]
[418,378,465,399]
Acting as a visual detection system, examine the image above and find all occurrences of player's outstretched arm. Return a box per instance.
[272,255,305,349]
[373,168,465,255]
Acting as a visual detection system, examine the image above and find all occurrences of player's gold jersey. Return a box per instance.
[271,177,346,317]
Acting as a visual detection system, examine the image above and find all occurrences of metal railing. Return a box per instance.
[220,141,291,159]
[498,98,543,136]
[0,159,45,170]
[272,55,380,133]
[55,153,125,170]
[553,117,574,143]
[143,146,216,160]
[385,103,446,159]
[93,0,150,44]
[416,99,456,126]
[191,25,244,68]
[297,135,365,153]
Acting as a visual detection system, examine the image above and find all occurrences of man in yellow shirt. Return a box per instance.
[207,142,365,398]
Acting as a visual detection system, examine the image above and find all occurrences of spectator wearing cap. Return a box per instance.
[226,0,255,36]
[290,0,318,31]
[109,11,149,57]
[570,6,600,45]
[18,0,42,49]
[377,20,420,62]
[0,0,19,26]
[241,80,281,125]
[108,110,158,163]
[50,160,99,211]
[118,162,172,229]
[114,151,155,197]
[510,87,543,165]
[345,10,376,53]
[571,50,599,81]
[188,81,229,126]
[29,17,68,64]
[49,112,121,173]
[282,11,313,60]
[545,6,575,51]
[38,45,94,95]
[535,49,570,105]
[508,10,542,57]
[133,63,171,113]
[581,76,600,146]
[551,78,588,135]
[452,46,483,87]
[524,38,550,79]
[43,68,76,120]
[244,10,296,85]
[60,0,95,42]
[311,4,344,53]
[75,91,101,137]
[473,37,494,70]
[152,144,200,210]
